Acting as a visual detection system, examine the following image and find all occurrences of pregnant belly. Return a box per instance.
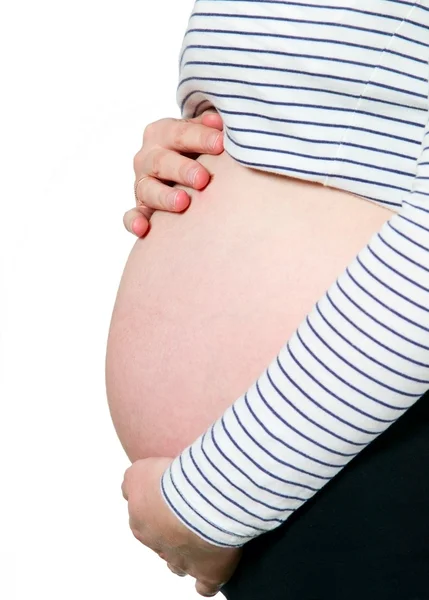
[105,151,393,462]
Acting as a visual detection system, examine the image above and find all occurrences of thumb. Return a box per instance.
[190,108,223,131]
[123,207,152,237]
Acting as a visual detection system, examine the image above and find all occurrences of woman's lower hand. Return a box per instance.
[122,457,242,597]
[124,110,224,237]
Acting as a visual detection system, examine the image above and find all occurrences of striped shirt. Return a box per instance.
[161,0,429,548]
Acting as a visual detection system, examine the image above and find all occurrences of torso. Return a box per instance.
[105,152,393,462]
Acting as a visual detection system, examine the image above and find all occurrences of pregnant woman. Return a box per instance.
[106,2,429,598]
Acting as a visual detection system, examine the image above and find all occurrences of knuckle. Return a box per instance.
[151,148,169,178]
[135,180,149,206]
[123,467,134,490]
[172,122,190,151]
[142,120,157,141]
[202,129,212,148]
[143,118,174,143]
[121,474,129,494]
[133,151,143,174]
[158,186,168,209]
[180,160,193,183]
[131,527,142,542]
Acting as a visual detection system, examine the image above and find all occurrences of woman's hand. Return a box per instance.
[125,110,224,237]
[121,457,242,597]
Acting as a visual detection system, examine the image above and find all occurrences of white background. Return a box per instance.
[0,1,207,598]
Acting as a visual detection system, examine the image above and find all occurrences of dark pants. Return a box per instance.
[222,391,429,600]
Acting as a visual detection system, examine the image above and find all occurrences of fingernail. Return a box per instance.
[168,190,179,209]
[208,132,220,150]
[131,219,149,237]
[188,166,200,186]
[131,219,143,236]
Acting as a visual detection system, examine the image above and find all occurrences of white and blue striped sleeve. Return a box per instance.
[160,110,429,549]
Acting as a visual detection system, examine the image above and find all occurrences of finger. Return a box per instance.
[157,120,224,155]
[167,563,187,577]
[192,110,224,132]
[141,148,212,192]
[195,580,224,597]
[134,174,194,213]
[122,208,151,237]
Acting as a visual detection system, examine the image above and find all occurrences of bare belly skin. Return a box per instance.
[105,151,394,462]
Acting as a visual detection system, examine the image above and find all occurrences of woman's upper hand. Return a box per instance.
[124,110,224,237]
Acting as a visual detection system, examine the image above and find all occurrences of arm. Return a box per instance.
[160,111,429,548]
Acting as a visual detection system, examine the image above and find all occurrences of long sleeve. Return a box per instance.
[160,117,429,548]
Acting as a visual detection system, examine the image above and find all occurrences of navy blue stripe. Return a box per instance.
[161,474,236,547]
[356,254,429,313]
[226,130,415,177]
[193,99,213,116]
[211,423,309,500]
[337,277,429,351]
[193,12,429,48]
[378,230,429,274]
[316,302,429,384]
[305,315,419,401]
[225,148,412,195]
[280,343,393,426]
[367,245,429,293]
[181,44,426,84]
[251,2,428,32]
[224,124,417,161]
[185,449,267,532]
[222,152,330,179]
[194,1,416,29]
[264,369,370,444]
[326,288,429,368]
[220,108,421,145]
[195,0,429,19]
[200,432,288,516]
[254,380,358,456]
[196,0,427,12]
[179,74,427,115]
[398,214,429,234]
[388,221,429,253]
[183,59,426,100]
[358,193,401,208]
[182,29,428,67]
[365,0,428,12]
[222,412,319,492]
[244,393,347,468]
[232,404,331,480]
[187,88,422,128]
[222,92,421,127]
[403,198,429,215]
[347,266,429,332]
